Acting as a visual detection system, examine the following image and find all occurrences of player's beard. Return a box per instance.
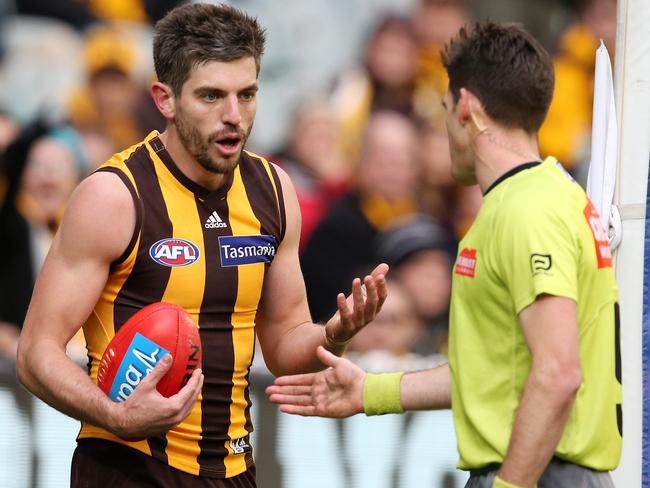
[175,107,251,175]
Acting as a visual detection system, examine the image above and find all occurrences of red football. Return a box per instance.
[97,302,202,402]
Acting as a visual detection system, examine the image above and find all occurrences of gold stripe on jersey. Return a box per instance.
[79,149,152,455]
[223,165,263,476]
[148,147,206,475]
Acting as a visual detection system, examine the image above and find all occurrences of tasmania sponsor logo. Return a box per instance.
[219,235,278,267]
[455,248,477,277]
[108,333,169,402]
[149,238,200,267]
[583,199,612,268]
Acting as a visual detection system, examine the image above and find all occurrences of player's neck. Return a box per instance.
[158,129,229,192]
[473,127,542,193]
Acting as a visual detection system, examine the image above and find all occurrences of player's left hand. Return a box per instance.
[323,263,388,347]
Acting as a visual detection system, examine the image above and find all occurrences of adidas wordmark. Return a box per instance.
[205,211,227,229]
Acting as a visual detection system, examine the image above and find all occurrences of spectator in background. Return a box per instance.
[348,279,423,357]
[13,0,97,30]
[68,24,164,152]
[412,0,470,121]
[270,101,350,251]
[0,123,85,358]
[85,0,182,24]
[269,21,622,488]
[538,0,617,176]
[302,111,419,322]
[347,279,445,373]
[0,110,19,158]
[330,14,421,162]
[0,110,20,217]
[417,117,458,222]
[451,183,483,239]
[374,215,454,354]
[14,0,182,28]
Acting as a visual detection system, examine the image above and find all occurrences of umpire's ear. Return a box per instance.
[459,87,488,134]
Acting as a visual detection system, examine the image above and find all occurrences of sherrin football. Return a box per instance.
[97,302,202,403]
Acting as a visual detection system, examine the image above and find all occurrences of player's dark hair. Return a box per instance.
[441,21,554,134]
[153,3,266,95]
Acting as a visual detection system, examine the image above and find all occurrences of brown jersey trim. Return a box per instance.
[149,135,235,199]
[268,162,287,242]
[95,167,143,269]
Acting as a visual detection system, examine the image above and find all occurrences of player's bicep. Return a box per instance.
[21,172,136,347]
[256,166,312,352]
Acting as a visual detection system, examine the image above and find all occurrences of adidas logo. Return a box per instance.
[205,211,227,229]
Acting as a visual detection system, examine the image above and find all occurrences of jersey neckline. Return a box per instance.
[147,133,235,199]
[483,160,543,197]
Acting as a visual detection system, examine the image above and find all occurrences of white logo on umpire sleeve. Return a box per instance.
[205,210,227,229]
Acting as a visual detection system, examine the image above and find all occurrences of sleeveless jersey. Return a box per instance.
[78,131,286,478]
[448,157,621,471]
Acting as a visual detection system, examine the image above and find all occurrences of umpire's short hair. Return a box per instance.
[442,21,554,134]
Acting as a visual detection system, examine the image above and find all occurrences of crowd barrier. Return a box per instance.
[0,358,468,488]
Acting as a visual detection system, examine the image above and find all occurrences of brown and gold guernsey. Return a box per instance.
[78,131,286,478]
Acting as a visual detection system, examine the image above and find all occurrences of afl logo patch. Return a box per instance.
[149,238,200,267]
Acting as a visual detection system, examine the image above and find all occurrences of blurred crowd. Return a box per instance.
[0,0,617,370]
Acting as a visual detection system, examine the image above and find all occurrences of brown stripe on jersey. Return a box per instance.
[113,145,173,329]
[114,144,173,463]
[268,163,287,241]
[195,191,239,477]
[239,154,283,241]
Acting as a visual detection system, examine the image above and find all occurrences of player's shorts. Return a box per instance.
[71,438,257,488]
[465,457,614,488]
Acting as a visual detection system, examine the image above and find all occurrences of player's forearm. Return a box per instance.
[265,322,343,376]
[400,364,452,411]
[498,367,581,487]
[16,338,118,431]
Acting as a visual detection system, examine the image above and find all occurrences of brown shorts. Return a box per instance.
[71,439,256,488]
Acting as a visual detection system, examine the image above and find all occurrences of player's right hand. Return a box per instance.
[108,354,204,439]
[266,346,365,418]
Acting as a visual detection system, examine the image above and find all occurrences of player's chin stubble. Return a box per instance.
[175,113,249,175]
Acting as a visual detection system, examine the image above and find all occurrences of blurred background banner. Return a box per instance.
[0,358,468,488]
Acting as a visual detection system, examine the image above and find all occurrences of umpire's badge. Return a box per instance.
[530,253,552,274]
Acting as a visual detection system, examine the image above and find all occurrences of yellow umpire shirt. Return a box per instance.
[448,157,621,471]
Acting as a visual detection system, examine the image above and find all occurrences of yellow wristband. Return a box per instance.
[493,475,524,488]
[363,372,405,416]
